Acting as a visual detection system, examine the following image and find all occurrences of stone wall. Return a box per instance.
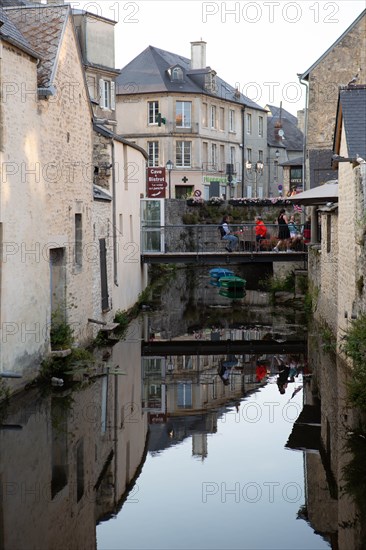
[307,14,366,151]
[40,17,95,345]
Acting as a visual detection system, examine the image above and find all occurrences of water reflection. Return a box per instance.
[285,319,366,548]
[0,330,147,550]
[2,267,365,548]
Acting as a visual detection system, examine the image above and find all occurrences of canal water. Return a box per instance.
[1,265,365,549]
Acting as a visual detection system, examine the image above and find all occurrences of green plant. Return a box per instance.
[50,311,74,350]
[38,347,94,383]
[320,324,336,354]
[342,314,366,369]
[342,428,366,514]
[342,314,366,410]
[259,272,295,294]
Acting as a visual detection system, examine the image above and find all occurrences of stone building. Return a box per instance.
[115,41,268,200]
[265,104,304,197]
[306,85,366,348]
[0,1,149,385]
[1,4,95,380]
[298,8,366,190]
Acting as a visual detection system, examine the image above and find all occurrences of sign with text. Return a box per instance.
[147,167,167,198]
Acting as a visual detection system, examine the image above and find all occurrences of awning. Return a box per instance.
[287,181,338,205]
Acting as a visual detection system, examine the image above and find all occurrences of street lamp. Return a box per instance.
[166,160,173,199]
[246,160,263,197]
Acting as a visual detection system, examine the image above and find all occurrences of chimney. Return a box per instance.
[191,41,207,70]
[274,119,283,141]
[297,109,305,134]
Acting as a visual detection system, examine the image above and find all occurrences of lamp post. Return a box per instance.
[166,160,173,199]
[246,160,263,197]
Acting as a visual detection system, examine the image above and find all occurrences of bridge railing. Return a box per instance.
[141,223,308,254]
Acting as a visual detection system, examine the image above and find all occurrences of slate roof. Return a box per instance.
[0,0,30,6]
[116,45,266,111]
[0,5,39,58]
[266,105,304,151]
[265,104,298,125]
[279,156,303,167]
[4,4,70,87]
[334,85,366,159]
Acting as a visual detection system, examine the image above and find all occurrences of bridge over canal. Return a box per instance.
[141,223,308,266]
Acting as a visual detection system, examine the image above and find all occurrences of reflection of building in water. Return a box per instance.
[192,433,208,460]
[142,352,267,460]
[145,268,307,342]
[0,322,148,549]
[286,327,366,548]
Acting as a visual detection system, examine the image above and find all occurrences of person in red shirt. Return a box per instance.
[255,216,267,251]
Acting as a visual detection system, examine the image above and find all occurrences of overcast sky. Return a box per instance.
[71,0,364,115]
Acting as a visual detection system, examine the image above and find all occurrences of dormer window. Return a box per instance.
[205,71,217,93]
[168,66,184,82]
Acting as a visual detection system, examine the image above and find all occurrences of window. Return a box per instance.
[171,66,183,81]
[230,146,235,167]
[202,103,208,127]
[211,143,217,168]
[274,160,278,179]
[99,238,109,311]
[258,116,263,136]
[246,113,252,134]
[99,79,115,110]
[177,382,192,408]
[246,148,252,163]
[229,109,235,132]
[176,141,191,167]
[147,141,159,167]
[211,105,217,128]
[219,107,225,130]
[220,144,225,170]
[202,141,208,169]
[205,71,217,93]
[75,214,82,267]
[87,75,96,100]
[148,101,159,124]
[175,185,194,198]
[258,150,263,162]
[326,214,331,253]
[176,101,191,128]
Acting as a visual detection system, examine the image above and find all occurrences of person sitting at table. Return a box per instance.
[255,216,267,251]
[219,215,238,252]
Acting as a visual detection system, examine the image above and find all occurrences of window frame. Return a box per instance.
[229,109,235,132]
[176,101,192,128]
[211,105,217,129]
[147,141,159,167]
[148,100,159,125]
[246,112,252,134]
[99,78,115,111]
[176,141,192,168]
[258,116,263,137]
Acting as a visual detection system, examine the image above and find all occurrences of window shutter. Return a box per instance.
[110,81,115,110]
[99,79,105,109]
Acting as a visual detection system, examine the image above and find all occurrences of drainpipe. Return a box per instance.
[241,107,246,197]
[111,139,118,285]
[298,75,309,193]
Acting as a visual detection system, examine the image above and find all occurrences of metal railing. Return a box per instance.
[141,223,308,254]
